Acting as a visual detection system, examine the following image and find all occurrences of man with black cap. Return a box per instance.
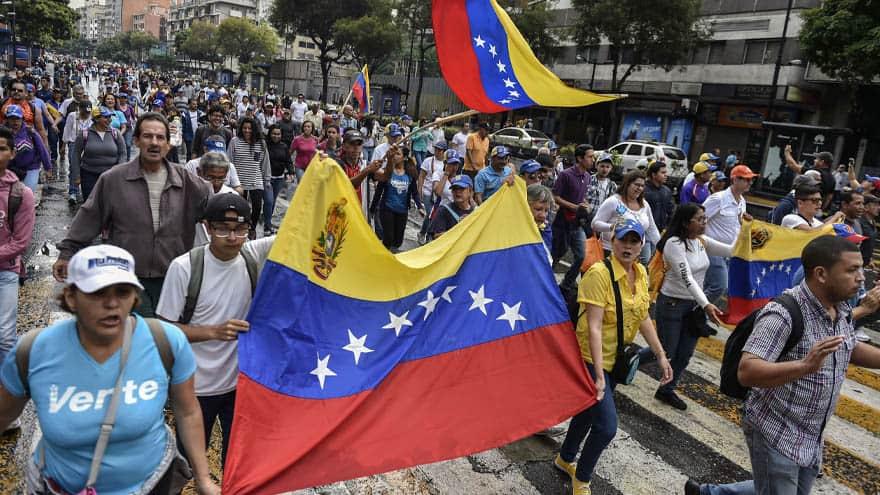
[337,129,383,198]
[156,192,275,469]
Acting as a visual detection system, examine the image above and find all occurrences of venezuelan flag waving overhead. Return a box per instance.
[352,65,370,114]
[433,0,618,113]
[222,155,596,493]
[724,220,833,324]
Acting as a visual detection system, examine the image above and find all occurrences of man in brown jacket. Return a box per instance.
[53,112,212,316]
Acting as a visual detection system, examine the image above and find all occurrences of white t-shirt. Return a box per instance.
[290,101,308,122]
[420,156,443,197]
[184,158,241,188]
[452,131,468,156]
[782,213,823,229]
[660,236,732,307]
[155,237,274,396]
[430,167,454,206]
[591,195,661,250]
[703,188,746,244]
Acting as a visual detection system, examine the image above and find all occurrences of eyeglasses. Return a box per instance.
[204,175,226,183]
[11,88,24,93]
[210,225,250,237]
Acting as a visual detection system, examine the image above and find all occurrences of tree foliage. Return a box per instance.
[270,0,370,102]
[499,0,562,63]
[94,31,159,64]
[333,0,400,74]
[217,18,280,83]
[800,0,880,84]
[571,0,710,90]
[398,0,436,117]
[178,21,224,70]
[10,0,78,47]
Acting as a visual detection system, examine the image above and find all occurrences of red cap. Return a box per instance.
[730,165,758,179]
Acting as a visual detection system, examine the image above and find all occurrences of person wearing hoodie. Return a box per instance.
[6,104,52,193]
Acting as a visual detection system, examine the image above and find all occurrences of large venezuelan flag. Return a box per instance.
[352,65,370,114]
[432,0,618,113]
[222,155,596,493]
[725,219,833,324]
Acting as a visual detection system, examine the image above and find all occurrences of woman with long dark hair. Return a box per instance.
[229,117,270,238]
[264,124,292,234]
[591,170,661,263]
[318,123,342,159]
[290,120,318,183]
[371,147,424,252]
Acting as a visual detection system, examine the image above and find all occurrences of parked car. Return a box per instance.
[490,127,551,157]
[603,140,689,187]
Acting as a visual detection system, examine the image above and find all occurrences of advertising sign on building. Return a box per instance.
[666,118,693,155]
[619,112,663,142]
[717,105,768,129]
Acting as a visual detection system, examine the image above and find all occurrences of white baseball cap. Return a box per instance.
[67,245,144,293]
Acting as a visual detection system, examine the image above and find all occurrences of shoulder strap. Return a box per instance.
[776,293,805,358]
[181,246,206,324]
[240,247,260,295]
[603,259,625,354]
[145,318,174,377]
[15,327,46,397]
[442,203,461,223]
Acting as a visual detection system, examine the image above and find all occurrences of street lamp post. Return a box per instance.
[1,1,14,70]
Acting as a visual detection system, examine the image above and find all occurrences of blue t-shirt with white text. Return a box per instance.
[0,315,196,494]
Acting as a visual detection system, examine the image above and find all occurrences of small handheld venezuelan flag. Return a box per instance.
[352,65,370,114]
[432,0,618,112]
[222,155,596,493]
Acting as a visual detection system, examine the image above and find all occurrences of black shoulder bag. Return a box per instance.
[604,259,642,385]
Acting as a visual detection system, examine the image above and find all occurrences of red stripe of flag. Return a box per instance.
[432,0,507,113]
[223,322,595,494]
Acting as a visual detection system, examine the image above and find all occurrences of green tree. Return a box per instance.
[570,0,710,91]
[399,0,435,118]
[125,31,159,64]
[217,18,279,85]
[8,0,78,47]
[180,21,224,72]
[95,35,130,63]
[333,0,400,74]
[800,0,880,84]
[270,0,370,103]
[147,53,177,72]
[499,0,562,63]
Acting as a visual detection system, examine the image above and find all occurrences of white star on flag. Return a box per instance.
[751,289,757,297]
[508,90,520,98]
[499,99,511,104]
[503,78,516,88]
[496,61,506,73]
[755,276,761,286]
[310,353,337,389]
[489,44,497,58]
[474,35,486,48]
[417,290,440,320]
[769,264,776,272]
[761,268,767,277]
[440,285,457,303]
[342,330,373,365]
[382,311,413,337]
[497,302,526,331]
[785,265,792,274]
[469,285,494,315]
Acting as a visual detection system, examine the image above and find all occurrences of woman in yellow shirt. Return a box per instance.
[556,219,672,495]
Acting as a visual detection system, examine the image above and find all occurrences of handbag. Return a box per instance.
[604,259,641,385]
[684,305,712,338]
[580,235,604,273]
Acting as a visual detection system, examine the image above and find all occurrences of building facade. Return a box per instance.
[131,4,169,40]
[76,0,120,42]
[166,0,257,43]
[123,0,171,34]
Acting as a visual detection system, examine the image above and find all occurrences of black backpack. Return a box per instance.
[720,293,804,399]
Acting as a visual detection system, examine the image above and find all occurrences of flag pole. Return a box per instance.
[400,109,479,144]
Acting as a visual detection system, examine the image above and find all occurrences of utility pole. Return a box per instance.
[768,0,794,121]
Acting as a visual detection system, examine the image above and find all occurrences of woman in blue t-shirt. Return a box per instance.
[0,245,219,495]
[372,146,424,252]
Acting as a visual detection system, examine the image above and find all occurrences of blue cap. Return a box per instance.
[491,145,510,158]
[25,83,34,93]
[4,104,22,119]
[205,137,226,153]
[433,141,448,151]
[450,174,473,189]
[547,140,559,150]
[713,170,727,181]
[519,160,541,174]
[387,123,403,137]
[596,151,613,163]
[116,93,129,99]
[613,219,646,240]
[98,106,114,118]
[444,149,462,164]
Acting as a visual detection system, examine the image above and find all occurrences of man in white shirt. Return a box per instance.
[290,93,308,134]
[418,142,448,244]
[156,193,275,468]
[451,122,469,157]
[233,84,249,106]
[303,104,324,134]
[372,123,403,166]
[702,164,756,306]
[782,183,845,230]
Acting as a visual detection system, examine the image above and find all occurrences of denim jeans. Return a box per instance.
[700,423,818,495]
[176,390,236,470]
[552,223,586,290]
[559,363,618,482]
[124,129,134,161]
[264,179,284,228]
[654,294,699,394]
[0,271,19,363]
[21,169,39,193]
[704,256,729,306]
[419,192,434,234]
[80,169,102,201]
[67,143,78,196]
[414,150,427,170]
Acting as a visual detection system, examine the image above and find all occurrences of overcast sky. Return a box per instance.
[69,0,84,8]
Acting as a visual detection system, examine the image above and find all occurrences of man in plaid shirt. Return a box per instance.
[690,235,880,495]
[586,152,617,219]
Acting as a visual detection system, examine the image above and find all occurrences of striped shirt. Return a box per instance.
[229,137,269,191]
[742,282,856,468]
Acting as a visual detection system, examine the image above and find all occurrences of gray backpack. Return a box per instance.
[180,245,259,324]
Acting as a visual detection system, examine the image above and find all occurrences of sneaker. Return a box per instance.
[68,193,77,206]
[417,232,427,245]
[655,389,687,411]
[855,330,870,342]
[3,417,21,433]
[685,478,701,495]
[553,453,576,479]
[572,478,591,495]
[535,425,567,438]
